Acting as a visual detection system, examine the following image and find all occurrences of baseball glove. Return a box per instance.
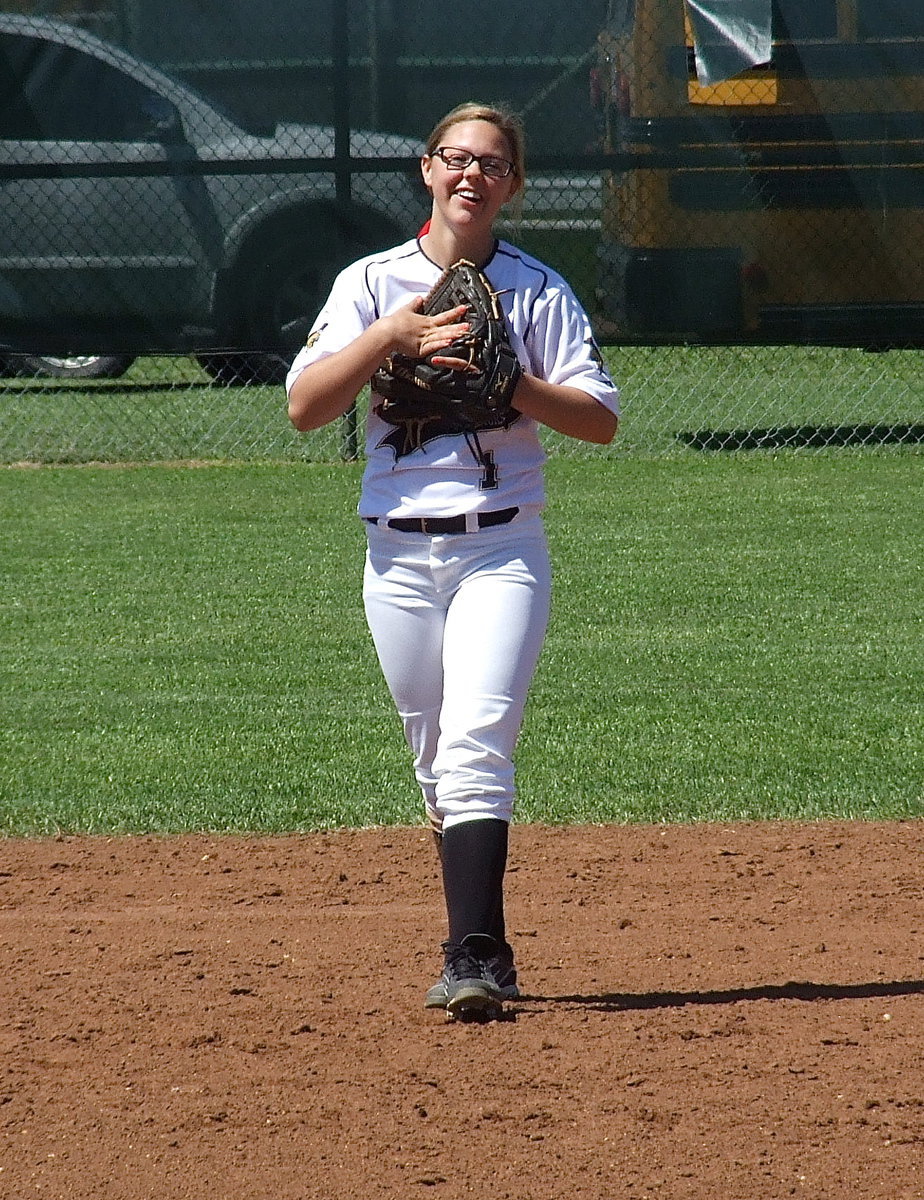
[371,259,522,433]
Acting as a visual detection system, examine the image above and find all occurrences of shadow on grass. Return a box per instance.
[677,424,924,451]
[522,977,924,1013]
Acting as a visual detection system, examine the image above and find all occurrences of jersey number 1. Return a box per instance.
[479,450,498,491]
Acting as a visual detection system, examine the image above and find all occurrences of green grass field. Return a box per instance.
[2,454,921,835]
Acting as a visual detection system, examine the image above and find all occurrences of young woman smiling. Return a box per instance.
[287,102,619,1021]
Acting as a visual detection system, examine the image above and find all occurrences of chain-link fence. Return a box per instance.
[3,344,920,464]
[1,0,922,462]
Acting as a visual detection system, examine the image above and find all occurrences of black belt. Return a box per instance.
[365,506,519,535]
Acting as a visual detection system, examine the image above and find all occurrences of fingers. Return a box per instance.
[429,353,478,373]
[420,323,469,356]
[383,300,471,358]
[430,303,469,326]
[418,305,469,352]
[415,303,470,357]
[400,298,467,326]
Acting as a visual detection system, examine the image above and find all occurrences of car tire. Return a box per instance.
[248,230,362,366]
[14,354,136,379]
[201,215,395,387]
[194,351,288,387]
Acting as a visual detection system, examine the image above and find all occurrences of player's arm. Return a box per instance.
[287,300,469,432]
[511,375,618,445]
[287,321,396,432]
[505,282,618,445]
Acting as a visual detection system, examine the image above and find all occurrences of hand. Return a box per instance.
[379,297,471,361]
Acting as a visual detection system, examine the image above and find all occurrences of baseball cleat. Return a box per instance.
[446,981,502,1023]
[425,937,514,1020]
[425,940,519,1010]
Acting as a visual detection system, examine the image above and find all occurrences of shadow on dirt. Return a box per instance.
[523,977,924,1013]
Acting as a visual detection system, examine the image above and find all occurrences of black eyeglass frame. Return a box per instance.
[431,146,517,179]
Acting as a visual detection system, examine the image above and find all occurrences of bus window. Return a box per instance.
[857,0,924,38]
[772,1,838,42]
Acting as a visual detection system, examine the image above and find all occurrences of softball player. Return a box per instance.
[287,102,619,1021]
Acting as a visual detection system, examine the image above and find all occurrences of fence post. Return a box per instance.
[334,1,356,463]
[332,0,352,208]
[340,402,360,461]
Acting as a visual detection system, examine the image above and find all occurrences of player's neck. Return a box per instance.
[420,223,496,271]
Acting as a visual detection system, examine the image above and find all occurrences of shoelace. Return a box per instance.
[442,943,488,983]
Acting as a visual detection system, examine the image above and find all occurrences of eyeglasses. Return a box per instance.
[431,147,516,179]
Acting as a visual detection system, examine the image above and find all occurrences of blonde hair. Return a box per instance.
[425,102,526,184]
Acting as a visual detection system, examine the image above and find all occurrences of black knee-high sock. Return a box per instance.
[441,817,509,948]
[434,825,509,946]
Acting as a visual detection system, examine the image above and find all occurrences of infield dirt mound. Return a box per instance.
[2,820,922,1199]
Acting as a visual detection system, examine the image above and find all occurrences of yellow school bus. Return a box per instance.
[594,0,924,345]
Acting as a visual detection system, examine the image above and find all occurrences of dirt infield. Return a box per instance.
[2,821,922,1199]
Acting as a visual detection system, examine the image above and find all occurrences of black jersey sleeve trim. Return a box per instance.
[493,243,550,347]
[364,242,425,320]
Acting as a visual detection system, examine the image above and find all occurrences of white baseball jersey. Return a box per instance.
[285,237,620,518]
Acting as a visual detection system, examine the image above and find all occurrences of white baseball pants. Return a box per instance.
[362,514,551,831]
